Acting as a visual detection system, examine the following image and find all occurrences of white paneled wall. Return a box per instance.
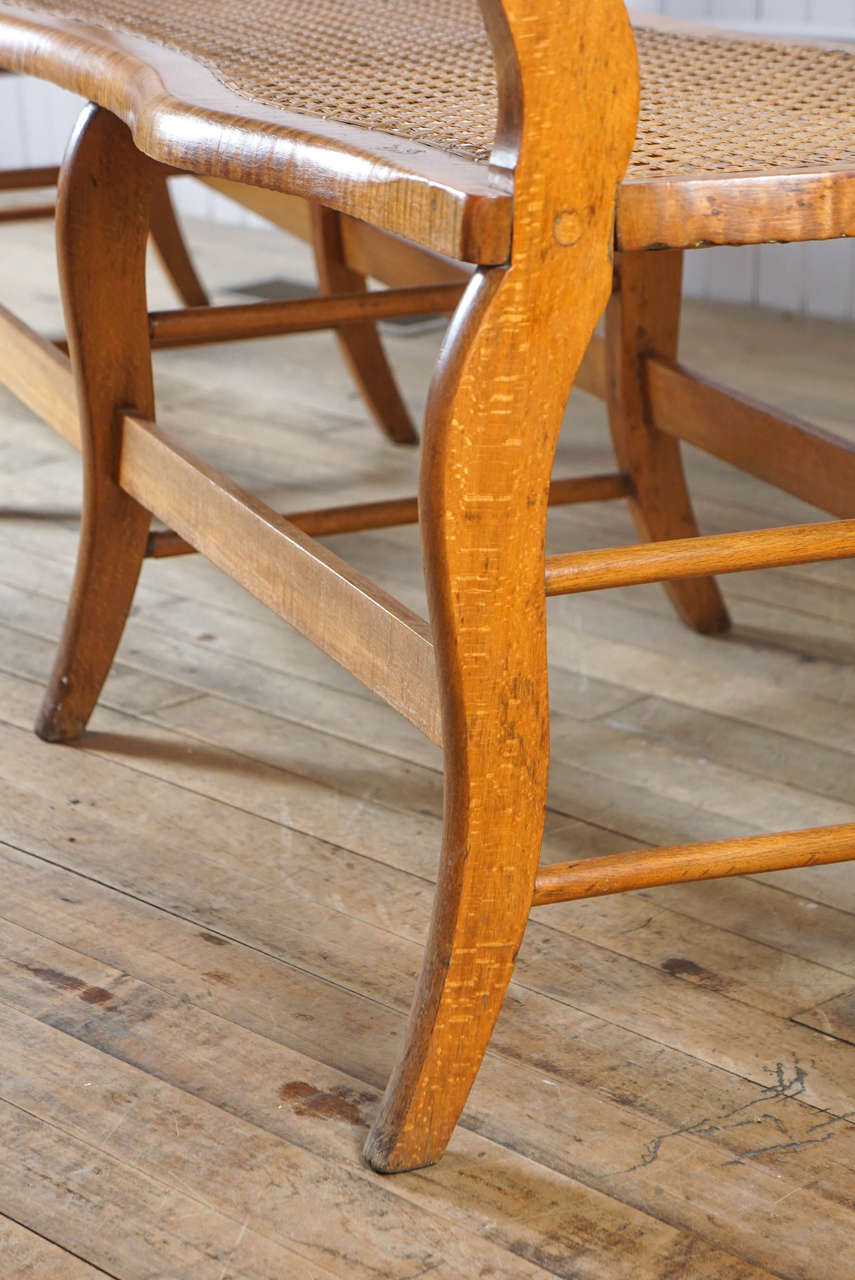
[1,1,854,314]
[633,0,855,317]
[0,73,80,168]
[0,69,262,229]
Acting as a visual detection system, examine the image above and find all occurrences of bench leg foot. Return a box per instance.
[37,106,155,742]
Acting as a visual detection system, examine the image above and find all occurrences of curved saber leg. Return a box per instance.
[37,105,156,742]
[363,267,559,1170]
[149,176,210,308]
[311,203,418,445]
[363,0,640,1173]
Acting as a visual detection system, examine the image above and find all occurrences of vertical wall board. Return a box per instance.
[704,245,760,304]
[804,239,855,320]
[0,75,27,167]
[759,0,815,21]
[808,0,855,26]
[757,242,808,312]
[712,2,761,19]
[13,79,81,166]
[682,250,711,300]
[663,0,710,18]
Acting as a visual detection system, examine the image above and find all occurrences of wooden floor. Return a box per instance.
[2,214,855,1280]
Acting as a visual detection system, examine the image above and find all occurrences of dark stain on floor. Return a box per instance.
[279,1080,374,1126]
[79,986,115,1005]
[661,955,730,993]
[13,961,86,992]
[12,961,115,1007]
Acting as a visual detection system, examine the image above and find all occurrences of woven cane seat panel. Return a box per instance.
[16,0,500,161]
[14,0,855,178]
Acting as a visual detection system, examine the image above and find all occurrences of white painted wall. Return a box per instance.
[633,0,855,318]
[1,1,854,316]
[0,69,260,229]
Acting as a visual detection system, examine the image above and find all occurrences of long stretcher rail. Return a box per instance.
[147,283,466,348]
[145,471,632,558]
[120,413,442,744]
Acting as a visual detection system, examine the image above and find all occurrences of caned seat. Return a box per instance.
[2,2,854,256]
[3,0,855,1179]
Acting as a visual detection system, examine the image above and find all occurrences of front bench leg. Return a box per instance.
[37,105,156,742]
[363,265,561,1172]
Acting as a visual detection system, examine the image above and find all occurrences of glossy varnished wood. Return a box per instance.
[0,162,59,190]
[197,180,469,295]
[616,14,855,252]
[146,284,465,349]
[35,106,156,743]
[617,165,855,253]
[0,303,78,446]
[545,519,855,597]
[0,201,53,223]
[117,413,442,743]
[646,355,855,519]
[1,8,852,259]
[0,3,513,264]
[534,823,855,906]
[605,249,729,634]
[145,472,631,560]
[311,203,418,445]
[363,0,639,1173]
[148,176,209,309]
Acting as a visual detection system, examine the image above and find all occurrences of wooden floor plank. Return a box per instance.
[6,569,855,890]
[0,1101,346,1280]
[0,1215,114,1280]
[0,914,779,1280]
[592,695,855,816]
[0,849,846,1277]
[2,660,853,1015]
[4,763,855,1190]
[6,563,855,890]
[1,827,852,1147]
[2,652,855,1104]
[0,1002,564,1280]
[3,217,855,1278]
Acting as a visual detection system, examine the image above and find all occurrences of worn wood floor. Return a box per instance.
[1,214,855,1280]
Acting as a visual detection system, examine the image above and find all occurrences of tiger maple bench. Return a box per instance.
[0,70,425,444]
[1,0,854,1173]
